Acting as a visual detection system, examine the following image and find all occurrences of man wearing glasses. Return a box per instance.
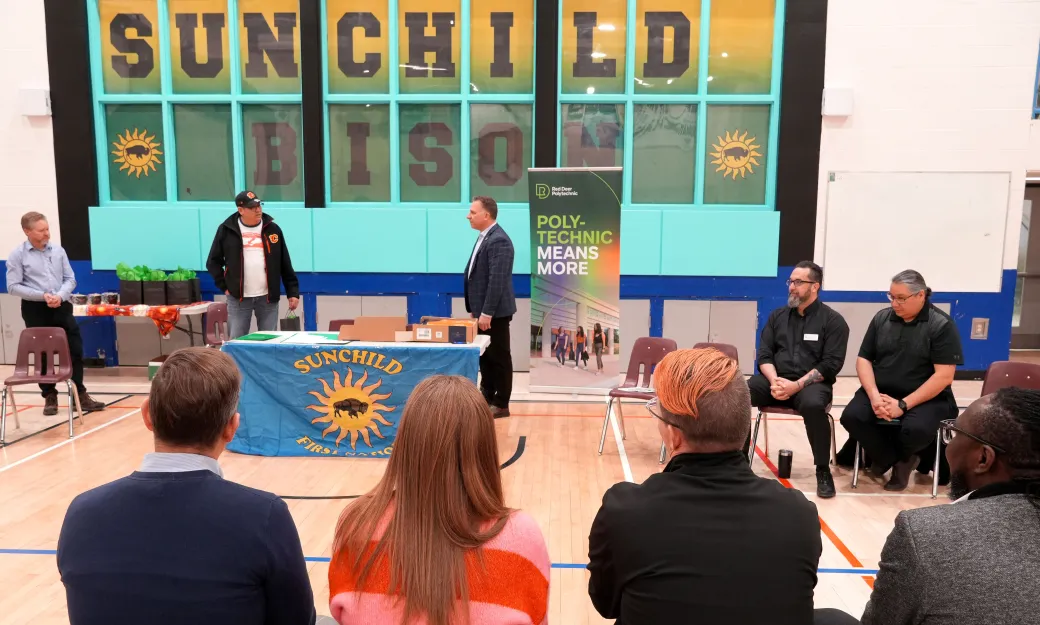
[206,190,300,339]
[861,387,1040,623]
[746,261,850,498]
[839,269,963,491]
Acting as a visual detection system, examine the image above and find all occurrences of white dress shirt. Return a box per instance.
[138,452,224,477]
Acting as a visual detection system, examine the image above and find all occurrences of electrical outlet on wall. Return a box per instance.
[971,318,989,340]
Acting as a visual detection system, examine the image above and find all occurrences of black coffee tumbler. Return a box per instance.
[778,449,793,479]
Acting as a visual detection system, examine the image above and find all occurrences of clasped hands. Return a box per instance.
[870,394,905,421]
[769,378,801,401]
[43,293,62,308]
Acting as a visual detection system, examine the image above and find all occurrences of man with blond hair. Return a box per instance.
[6,212,104,415]
[56,348,315,625]
[587,347,857,625]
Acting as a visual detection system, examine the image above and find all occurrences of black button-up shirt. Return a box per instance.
[757,299,850,384]
[858,303,963,398]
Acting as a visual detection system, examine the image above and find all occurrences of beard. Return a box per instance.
[948,470,971,501]
[787,293,804,308]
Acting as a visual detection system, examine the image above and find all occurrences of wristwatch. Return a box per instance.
[897,398,908,413]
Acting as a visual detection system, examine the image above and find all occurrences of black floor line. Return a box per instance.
[0,394,134,447]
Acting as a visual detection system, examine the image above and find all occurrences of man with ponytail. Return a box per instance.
[587,347,857,625]
[862,387,1040,624]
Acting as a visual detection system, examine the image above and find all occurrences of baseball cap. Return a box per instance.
[235,190,262,208]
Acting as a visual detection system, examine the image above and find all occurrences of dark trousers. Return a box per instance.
[839,388,956,470]
[21,300,86,397]
[479,315,513,408]
[813,608,860,625]
[745,374,834,467]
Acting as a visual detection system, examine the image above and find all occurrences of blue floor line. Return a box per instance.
[0,548,879,575]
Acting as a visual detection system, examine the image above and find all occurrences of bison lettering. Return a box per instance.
[723,146,748,160]
[125,145,151,158]
[334,398,369,419]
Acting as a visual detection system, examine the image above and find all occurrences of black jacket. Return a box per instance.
[206,213,299,302]
[588,451,822,625]
[463,223,517,318]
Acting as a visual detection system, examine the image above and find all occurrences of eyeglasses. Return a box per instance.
[785,279,817,287]
[886,291,922,304]
[939,419,1007,453]
[646,397,683,429]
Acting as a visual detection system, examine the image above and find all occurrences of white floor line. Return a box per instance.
[813,491,940,499]
[608,403,634,483]
[0,409,141,475]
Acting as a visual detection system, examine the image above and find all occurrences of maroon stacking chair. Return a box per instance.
[693,341,739,362]
[328,319,354,332]
[1,327,85,444]
[203,302,229,347]
[598,337,678,455]
[980,360,1040,394]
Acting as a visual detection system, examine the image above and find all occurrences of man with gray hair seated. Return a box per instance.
[840,270,963,491]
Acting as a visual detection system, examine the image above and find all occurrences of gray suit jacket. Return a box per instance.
[862,486,1040,625]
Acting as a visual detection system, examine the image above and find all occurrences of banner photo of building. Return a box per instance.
[529,168,621,392]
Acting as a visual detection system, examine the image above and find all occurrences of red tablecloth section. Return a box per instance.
[76,302,209,337]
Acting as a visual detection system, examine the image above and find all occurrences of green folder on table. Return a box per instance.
[236,333,280,341]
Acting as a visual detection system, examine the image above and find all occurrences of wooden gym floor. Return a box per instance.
[0,364,1002,624]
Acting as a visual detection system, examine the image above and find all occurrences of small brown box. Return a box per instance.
[413,318,477,344]
[336,316,408,342]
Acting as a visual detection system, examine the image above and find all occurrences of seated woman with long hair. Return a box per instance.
[328,375,550,625]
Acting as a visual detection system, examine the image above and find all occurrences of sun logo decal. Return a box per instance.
[709,130,763,179]
[306,367,395,449]
[112,128,163,178]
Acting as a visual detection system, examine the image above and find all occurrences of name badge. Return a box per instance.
[804,333,820,341]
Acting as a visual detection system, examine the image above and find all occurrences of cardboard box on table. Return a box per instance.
[336,317,408,342]
[411,317,478,344]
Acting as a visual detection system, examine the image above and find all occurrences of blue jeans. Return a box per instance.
[226,296,280,339]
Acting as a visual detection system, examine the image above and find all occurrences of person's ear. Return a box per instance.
[141,398,155,433]
[975,445,998,474]
[223,413,240,444]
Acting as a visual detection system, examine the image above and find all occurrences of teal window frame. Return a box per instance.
[556,0,786,211]
[86,0,306,208]
[320,0,537,213]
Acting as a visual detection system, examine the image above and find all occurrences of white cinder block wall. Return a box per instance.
[0,0,58,258]
[816,0,1040,290]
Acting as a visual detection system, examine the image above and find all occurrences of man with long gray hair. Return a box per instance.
[840,270,963,491]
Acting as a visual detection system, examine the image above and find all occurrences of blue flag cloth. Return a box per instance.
[223,341,480,457]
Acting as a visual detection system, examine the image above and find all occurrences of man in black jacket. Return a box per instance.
[206,191,300,339]
[587,347,857,625]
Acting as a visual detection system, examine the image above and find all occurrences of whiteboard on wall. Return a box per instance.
[822,172,1010,293]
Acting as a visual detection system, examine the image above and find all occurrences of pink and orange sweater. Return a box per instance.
[328,510,550,625]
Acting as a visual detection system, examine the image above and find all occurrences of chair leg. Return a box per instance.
[749,411,763,466]
[67,381,76,438]
[828,414,837,465]
[616,400,626,440]
[72,385,85,426]
[1,387,8,445]
[851,442,861,489]
[763,413,770,456]
[931,431,941,499]
[598,397,614,455]
[659,442,667,464]
[6,387,20,431]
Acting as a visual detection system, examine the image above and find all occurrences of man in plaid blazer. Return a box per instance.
[464,196,517,418]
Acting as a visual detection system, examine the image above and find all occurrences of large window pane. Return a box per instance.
[634,0,700,94]
[239,0,301,94]
[398,0,462,94]
[106,104,166,201]
[242,104,304,201]
[707,0,775,94]
[329,104,392,202]
[98,0,162,94]
[470,0,534,94]
[632,104,696,203]
[560,103,624,168]
[399,104,461,202]
[174,104,234,201]
[169,0,231,93]
[703,105,770,205]
[327,0,390,94]
[561,0,626,94]
[470,104,532,203]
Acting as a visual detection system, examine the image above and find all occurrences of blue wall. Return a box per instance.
[1,262,1014,373]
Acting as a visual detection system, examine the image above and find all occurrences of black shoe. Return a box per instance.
[43,393,58,416]
[492,407,510,419]
[78,392,106,412]
[885,456,918,491]
[816,468,836,499]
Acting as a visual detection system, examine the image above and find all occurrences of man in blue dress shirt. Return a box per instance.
[6,212,105,415]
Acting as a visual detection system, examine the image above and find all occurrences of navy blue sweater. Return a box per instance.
[57,470,316,625]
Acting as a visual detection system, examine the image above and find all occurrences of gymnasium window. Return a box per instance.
[558,0,784,209]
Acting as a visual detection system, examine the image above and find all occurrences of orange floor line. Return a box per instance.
[755,446,875,589]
